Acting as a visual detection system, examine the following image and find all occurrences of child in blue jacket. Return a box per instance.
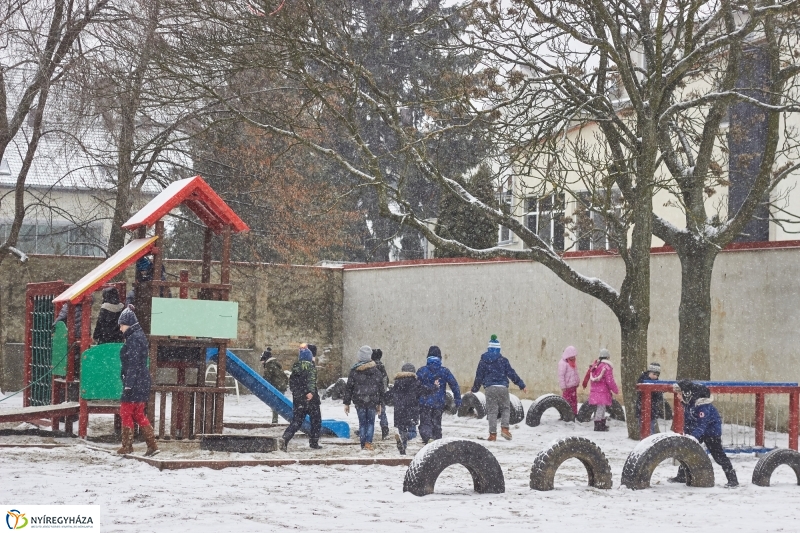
[416,346,461,444]
[670,380,738,487]
[471,335,527,440]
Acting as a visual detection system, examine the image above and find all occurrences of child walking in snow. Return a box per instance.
[582,348,619,431]
[343,345,385,450]
[470,335,527,441]
[417,346,461,444]
[558,346,580,415]
[391,363,438,455]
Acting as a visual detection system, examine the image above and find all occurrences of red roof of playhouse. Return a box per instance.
[122,175,249,233]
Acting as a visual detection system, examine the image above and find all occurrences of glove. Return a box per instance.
[344,404,350,415]
[454,400,462,408]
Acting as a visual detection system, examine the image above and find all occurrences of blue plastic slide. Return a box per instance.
[206,348,350,438]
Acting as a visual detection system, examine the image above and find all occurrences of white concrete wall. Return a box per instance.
[342,246,800,400]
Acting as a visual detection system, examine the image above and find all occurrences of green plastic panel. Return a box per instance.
[150,298,239,339]
[80,343,124,400]
[51,321,68,377]
[31,296,56,405]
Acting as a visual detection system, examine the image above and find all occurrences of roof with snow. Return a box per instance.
[121,175,249,234]
[53,236,158,304]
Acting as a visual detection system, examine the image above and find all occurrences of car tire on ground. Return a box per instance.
[403,438,505,496]
[621,433,715,490]
[525,394,575,427]
[323,377,347,401]
[457,391,486,419]
[530,437,613,491]
[444,391,458,415]
[508,394,525,425]
[576,399,626,422]
[751,448,800,487]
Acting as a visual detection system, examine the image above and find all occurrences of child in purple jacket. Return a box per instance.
[582,348,619,431]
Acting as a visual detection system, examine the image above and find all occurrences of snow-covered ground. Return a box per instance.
[1,392,799,532]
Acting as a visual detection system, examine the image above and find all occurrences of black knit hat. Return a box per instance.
[371,348,383,361]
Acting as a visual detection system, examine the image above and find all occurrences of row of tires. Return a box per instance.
[403,435,800,496]
[324,380,675,429]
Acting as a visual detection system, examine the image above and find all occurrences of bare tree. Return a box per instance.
[0,0,111,265]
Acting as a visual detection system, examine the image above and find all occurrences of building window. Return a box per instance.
[575,190,623,251]
[497,177,513,244]
[0,223,104,256]
[525,193,565,251]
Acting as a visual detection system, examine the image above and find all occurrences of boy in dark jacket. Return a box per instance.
[392,363,438,455]
[372,348,391,440]
[93,287,125,344]
[343,345,385,450]
[260,347,288,423]
[471,335,527,441]
[116,307,158,456]
[635,362,664,434]
[417,346,461,444]
[670,380,738,488]
[280,347,322,451]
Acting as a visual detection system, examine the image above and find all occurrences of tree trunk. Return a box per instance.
[675,245,719,380]
[619,311,649,438]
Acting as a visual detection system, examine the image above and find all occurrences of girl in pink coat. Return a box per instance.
[582,348,619,431]
[558,346,580,415]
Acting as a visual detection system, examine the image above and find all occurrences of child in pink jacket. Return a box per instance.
[582,348,619,431]
[558,346,580,415]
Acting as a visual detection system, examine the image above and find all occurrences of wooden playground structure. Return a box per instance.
[5,176,249,440]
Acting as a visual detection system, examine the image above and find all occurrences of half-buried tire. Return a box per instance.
[457,391,486,419]
[323,377,347,400]
[621,433,715,490]
[576,399,626,423]
[509,394,525,425]
[526,394,575,427]
[751,448,800,487]
[403,438,505,496]
[530,437,613,491]
[444,391,458,415]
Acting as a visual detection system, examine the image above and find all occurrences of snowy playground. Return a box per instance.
[1,392,799,533]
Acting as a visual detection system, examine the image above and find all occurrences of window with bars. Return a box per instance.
[0,223,104,256]
[524,193,565,251]
[575,190,624,251]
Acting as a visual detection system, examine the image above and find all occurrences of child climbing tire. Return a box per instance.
[508,394,525,425]
[403,438,505,496]
[621,433,715,490]
[751,448,800,487]
[530,437,613,491]
[576,399,626,422]
[444,391,458,415]
[457,391,486,419]
[525,394,575,427]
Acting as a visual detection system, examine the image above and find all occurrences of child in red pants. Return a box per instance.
[117,307,158,456]
[558,346,579,415]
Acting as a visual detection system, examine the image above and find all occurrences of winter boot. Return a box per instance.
[395,432,406,455]
[278,437,288,452]
[116,427,134,455]
[724,470,739,488]
[309,440,322,450]
[501,428,512,440]
[381,426,390,441]
[141,425,160,457]
[487,433,497,441]
[363,442,374,451]
[668,467,687,484]
[594,420,609,432]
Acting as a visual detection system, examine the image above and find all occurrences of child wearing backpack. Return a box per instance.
[582,348,619,431]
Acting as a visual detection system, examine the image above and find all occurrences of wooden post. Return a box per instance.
[201,227,213,284]
[146,338,158,425]
[214,341,227,433]
[790,391,799,451]
[755,393,765,448]
[640,387,652,440]
[672,394,684,434]
[179,270,189,299]
[221,226,231,286]
[152,221,165,292]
